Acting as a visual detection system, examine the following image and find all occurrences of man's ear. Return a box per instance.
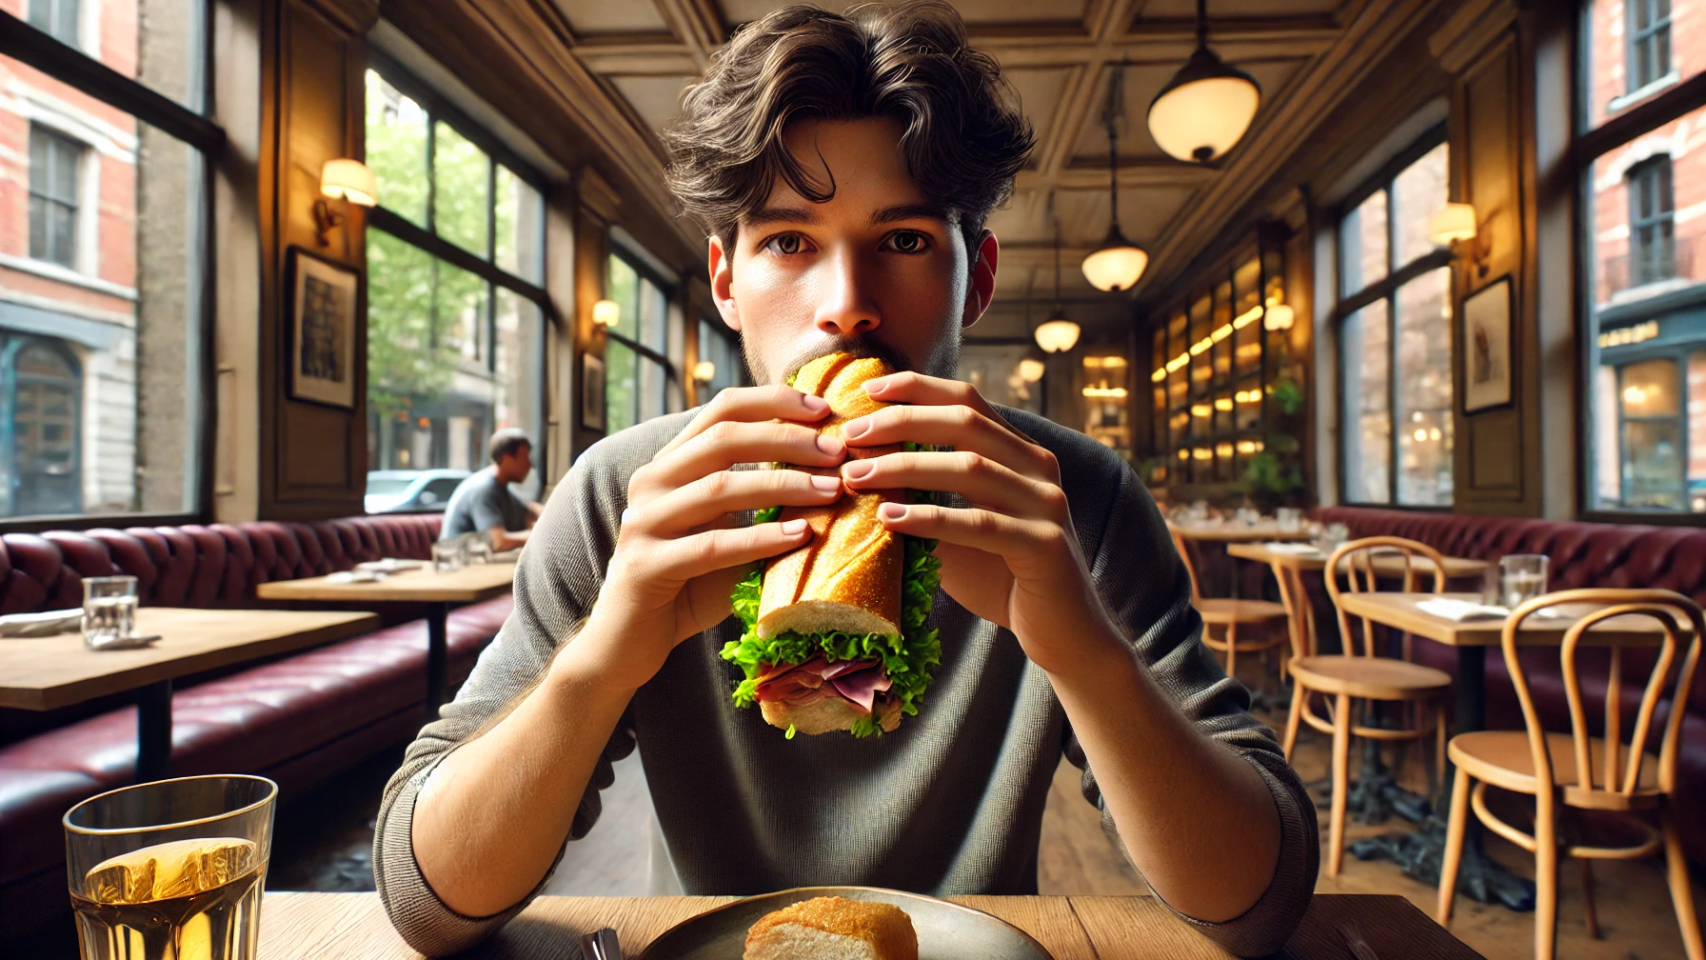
[708,234,742,333]
[961,231,999,330]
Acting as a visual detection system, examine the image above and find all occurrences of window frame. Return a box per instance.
[0,8,220,531]
[1576,3,1706,525]
[604,245,679,431]
[363,52,551,479]
[1626,155,1675,289]
[1332,124,1454,509]
[27,123,83,269]
[1626,0,1672,93]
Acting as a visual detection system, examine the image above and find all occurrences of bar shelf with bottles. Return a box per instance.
[1146,226,1295,494]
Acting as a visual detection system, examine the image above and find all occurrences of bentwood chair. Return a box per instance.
[1437,589,1704,960]
[1286,536,1455,876]
[1169,527,1289,684]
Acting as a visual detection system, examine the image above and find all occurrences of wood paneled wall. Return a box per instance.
[255,0,378,520]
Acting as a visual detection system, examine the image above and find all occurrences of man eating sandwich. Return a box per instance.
[377,5,1318,959]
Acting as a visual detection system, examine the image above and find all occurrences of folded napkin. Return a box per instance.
[1416,598,1509,621]
[1264,542,1322,555]
[328,569,385,584]
[357,558,425,573]
[0,608,83,638]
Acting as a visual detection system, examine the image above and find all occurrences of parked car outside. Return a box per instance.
[365,469,470,514]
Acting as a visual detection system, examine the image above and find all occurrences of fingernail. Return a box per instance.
[782,518,809,534]
[863,378,889,396]
[842,460,874,481]
[801,394,829,413]
[879,502,907,520]
[816,434,844,456]
[842,417,870,440]
[810,475,842,491]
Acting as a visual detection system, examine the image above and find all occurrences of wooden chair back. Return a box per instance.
[1325,536,1447,658]
[1269,559,1317,662]
[1503,589,1703,806]
[1168,526,1205,606]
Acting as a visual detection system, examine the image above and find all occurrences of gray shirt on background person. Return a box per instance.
[376,405,1319,958]
[438,467,532,542]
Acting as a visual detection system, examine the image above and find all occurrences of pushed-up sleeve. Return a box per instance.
[372,438,640,956]
[1062,462,1319,958]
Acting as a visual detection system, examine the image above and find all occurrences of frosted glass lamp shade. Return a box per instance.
[1017,358,1046,383]
[693,360,716,382]
[320,159,377,207]
[1082,235,1150,292]
[1263,304,1294,331]
[593,299,621,328]
[1428,202,1478,246]
[1147,48,1262,164]
[1035,317,1081,354]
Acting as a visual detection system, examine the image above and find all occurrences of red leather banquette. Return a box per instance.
[1312,506,1706,867]
[0,515,513,936]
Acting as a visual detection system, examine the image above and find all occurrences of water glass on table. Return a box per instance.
[64,775,276,960]
[431,539,465,573]
[1276,507,1302,533]
[82,576,139,650]
[1499,554,1550,608]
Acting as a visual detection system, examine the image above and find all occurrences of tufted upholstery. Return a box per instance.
[1311,507,1706,866]
[0,513,511,936]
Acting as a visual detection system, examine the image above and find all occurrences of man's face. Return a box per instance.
[708,117,998,385]
[497,444,531,483]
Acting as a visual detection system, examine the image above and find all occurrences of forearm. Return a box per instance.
[1049,629,1281,923]
[411,628,634,917]
[492,528,530,551]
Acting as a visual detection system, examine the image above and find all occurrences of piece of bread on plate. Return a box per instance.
[743,895,918,960]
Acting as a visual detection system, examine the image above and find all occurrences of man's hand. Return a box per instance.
[580,386,847,691]
[838,372,1119,677]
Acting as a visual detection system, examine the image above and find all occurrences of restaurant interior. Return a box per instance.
[2,0,1706,957]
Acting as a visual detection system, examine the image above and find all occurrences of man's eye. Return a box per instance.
[883,231,930,254]
[764,234,809,256]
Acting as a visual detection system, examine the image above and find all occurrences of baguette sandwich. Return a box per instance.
[723,352,943,738]
[743,896,918,960]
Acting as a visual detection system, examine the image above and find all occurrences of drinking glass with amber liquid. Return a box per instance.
[64,775,276,960]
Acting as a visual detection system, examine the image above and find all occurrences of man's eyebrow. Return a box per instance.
[872,203,952,226]
[742,206,819,228]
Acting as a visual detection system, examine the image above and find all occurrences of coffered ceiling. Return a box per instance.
[514,0,1441,303]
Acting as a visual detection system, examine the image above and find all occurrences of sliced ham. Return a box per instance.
[753,656,890,716]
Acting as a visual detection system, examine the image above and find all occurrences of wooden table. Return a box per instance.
[256,563,516,713]
[1327,592,1688,910]
[1227,543,1489,581]
[0,607,378,781]
[256,891,1484,960]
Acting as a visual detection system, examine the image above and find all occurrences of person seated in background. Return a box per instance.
[438,428,543,552]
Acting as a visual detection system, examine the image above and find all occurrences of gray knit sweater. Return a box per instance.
[373,405,1318,957]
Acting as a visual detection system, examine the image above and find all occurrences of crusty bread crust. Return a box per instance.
[757,354,906,641]
[744,896,918,960]
[761,693,902,736]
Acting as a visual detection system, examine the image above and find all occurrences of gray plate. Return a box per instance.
[635,886,1054,960]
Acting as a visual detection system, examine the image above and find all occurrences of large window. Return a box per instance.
[698,318,744,401]
[363,61,546,487]
[1337,135,1453,506]
[1580,1,1706,516]
[604,251,676,433]
[1,2,213,521]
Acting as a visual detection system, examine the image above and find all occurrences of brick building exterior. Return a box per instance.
[0,0,141,515]
[1588,0,1706,512]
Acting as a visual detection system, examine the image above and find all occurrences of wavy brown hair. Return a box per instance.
[663,2,1034,257]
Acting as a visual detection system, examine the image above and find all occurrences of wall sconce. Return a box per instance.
[1263,303,1294,332]
[1428,202,1491,278]
[693,360,716,383]
[1017,357,1046,383]
[592,299,620,329]
[315,159,377,247]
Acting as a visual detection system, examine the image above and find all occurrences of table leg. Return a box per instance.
[1348,645,1536,911]
[425,601,450,717]
[136,679,173,783]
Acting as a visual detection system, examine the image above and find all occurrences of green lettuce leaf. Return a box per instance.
[723,503,942,738]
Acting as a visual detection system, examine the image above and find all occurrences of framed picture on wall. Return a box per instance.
[581,353,606,432]
[286,247,361,409]
[1461,275,1513,413]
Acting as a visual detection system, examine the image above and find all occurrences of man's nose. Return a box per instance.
[814,248,881,338]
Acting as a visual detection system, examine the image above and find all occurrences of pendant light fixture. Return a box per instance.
[1082,63,1149,293]
[1147,0,1262,164]
[1036,213,1081,353]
